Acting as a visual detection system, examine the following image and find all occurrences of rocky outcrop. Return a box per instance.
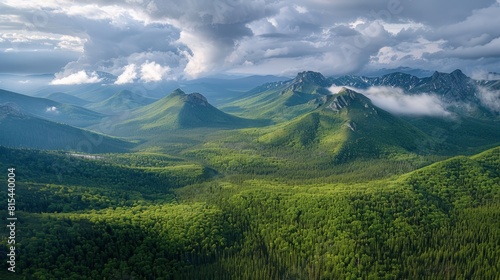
[186,92,209,106]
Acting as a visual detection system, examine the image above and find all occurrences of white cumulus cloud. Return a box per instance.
[50,70,102,85]
[115,64,137,84]
[140,61,170,82]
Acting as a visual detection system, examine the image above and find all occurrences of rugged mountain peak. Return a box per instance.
[169,88,187,97]
[164,89,209,106]
[426,69,477,102]
[329,75,371,89]
[431,69,468,82]
[373,72,421,90]
[186,92,209,106]
[324,88,374,112]
[431,70,441,79]
[280,71,332,97]
[336,87,369,99]
[293,71,330,87]
[379,72,417,82]
[337,87,356,95]
[451,69,466,78]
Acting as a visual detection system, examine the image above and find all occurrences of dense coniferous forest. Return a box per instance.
[1,145,499,279]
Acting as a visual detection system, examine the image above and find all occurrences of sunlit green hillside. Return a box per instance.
[1,145,498,279]
[113,89,268,136]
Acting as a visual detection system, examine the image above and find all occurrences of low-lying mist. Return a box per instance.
[329,86,451,117]
[477,86,500,114]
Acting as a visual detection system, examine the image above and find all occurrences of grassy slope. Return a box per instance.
[262,89,436,157]
[114,89,268,136]
[0,111,133,153]
[0,89,104,127]
[221,79,329,122]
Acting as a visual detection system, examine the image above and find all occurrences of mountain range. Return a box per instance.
[5,71,288,104]
[1,69,499,158]
[1,68,499,279]
[330,69,479,102]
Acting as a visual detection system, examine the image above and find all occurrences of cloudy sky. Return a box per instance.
[1,0,499,84]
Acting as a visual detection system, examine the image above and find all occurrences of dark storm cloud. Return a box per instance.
[328,26,360,37]
[396,0,495,25]
[74,0,273,77]
[139,0,271,77]
[293,0,495,25]
[1,0,499,79]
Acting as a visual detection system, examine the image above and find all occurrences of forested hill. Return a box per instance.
[1,145,498,279]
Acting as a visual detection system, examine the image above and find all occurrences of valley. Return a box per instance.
[1,69,499,279]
